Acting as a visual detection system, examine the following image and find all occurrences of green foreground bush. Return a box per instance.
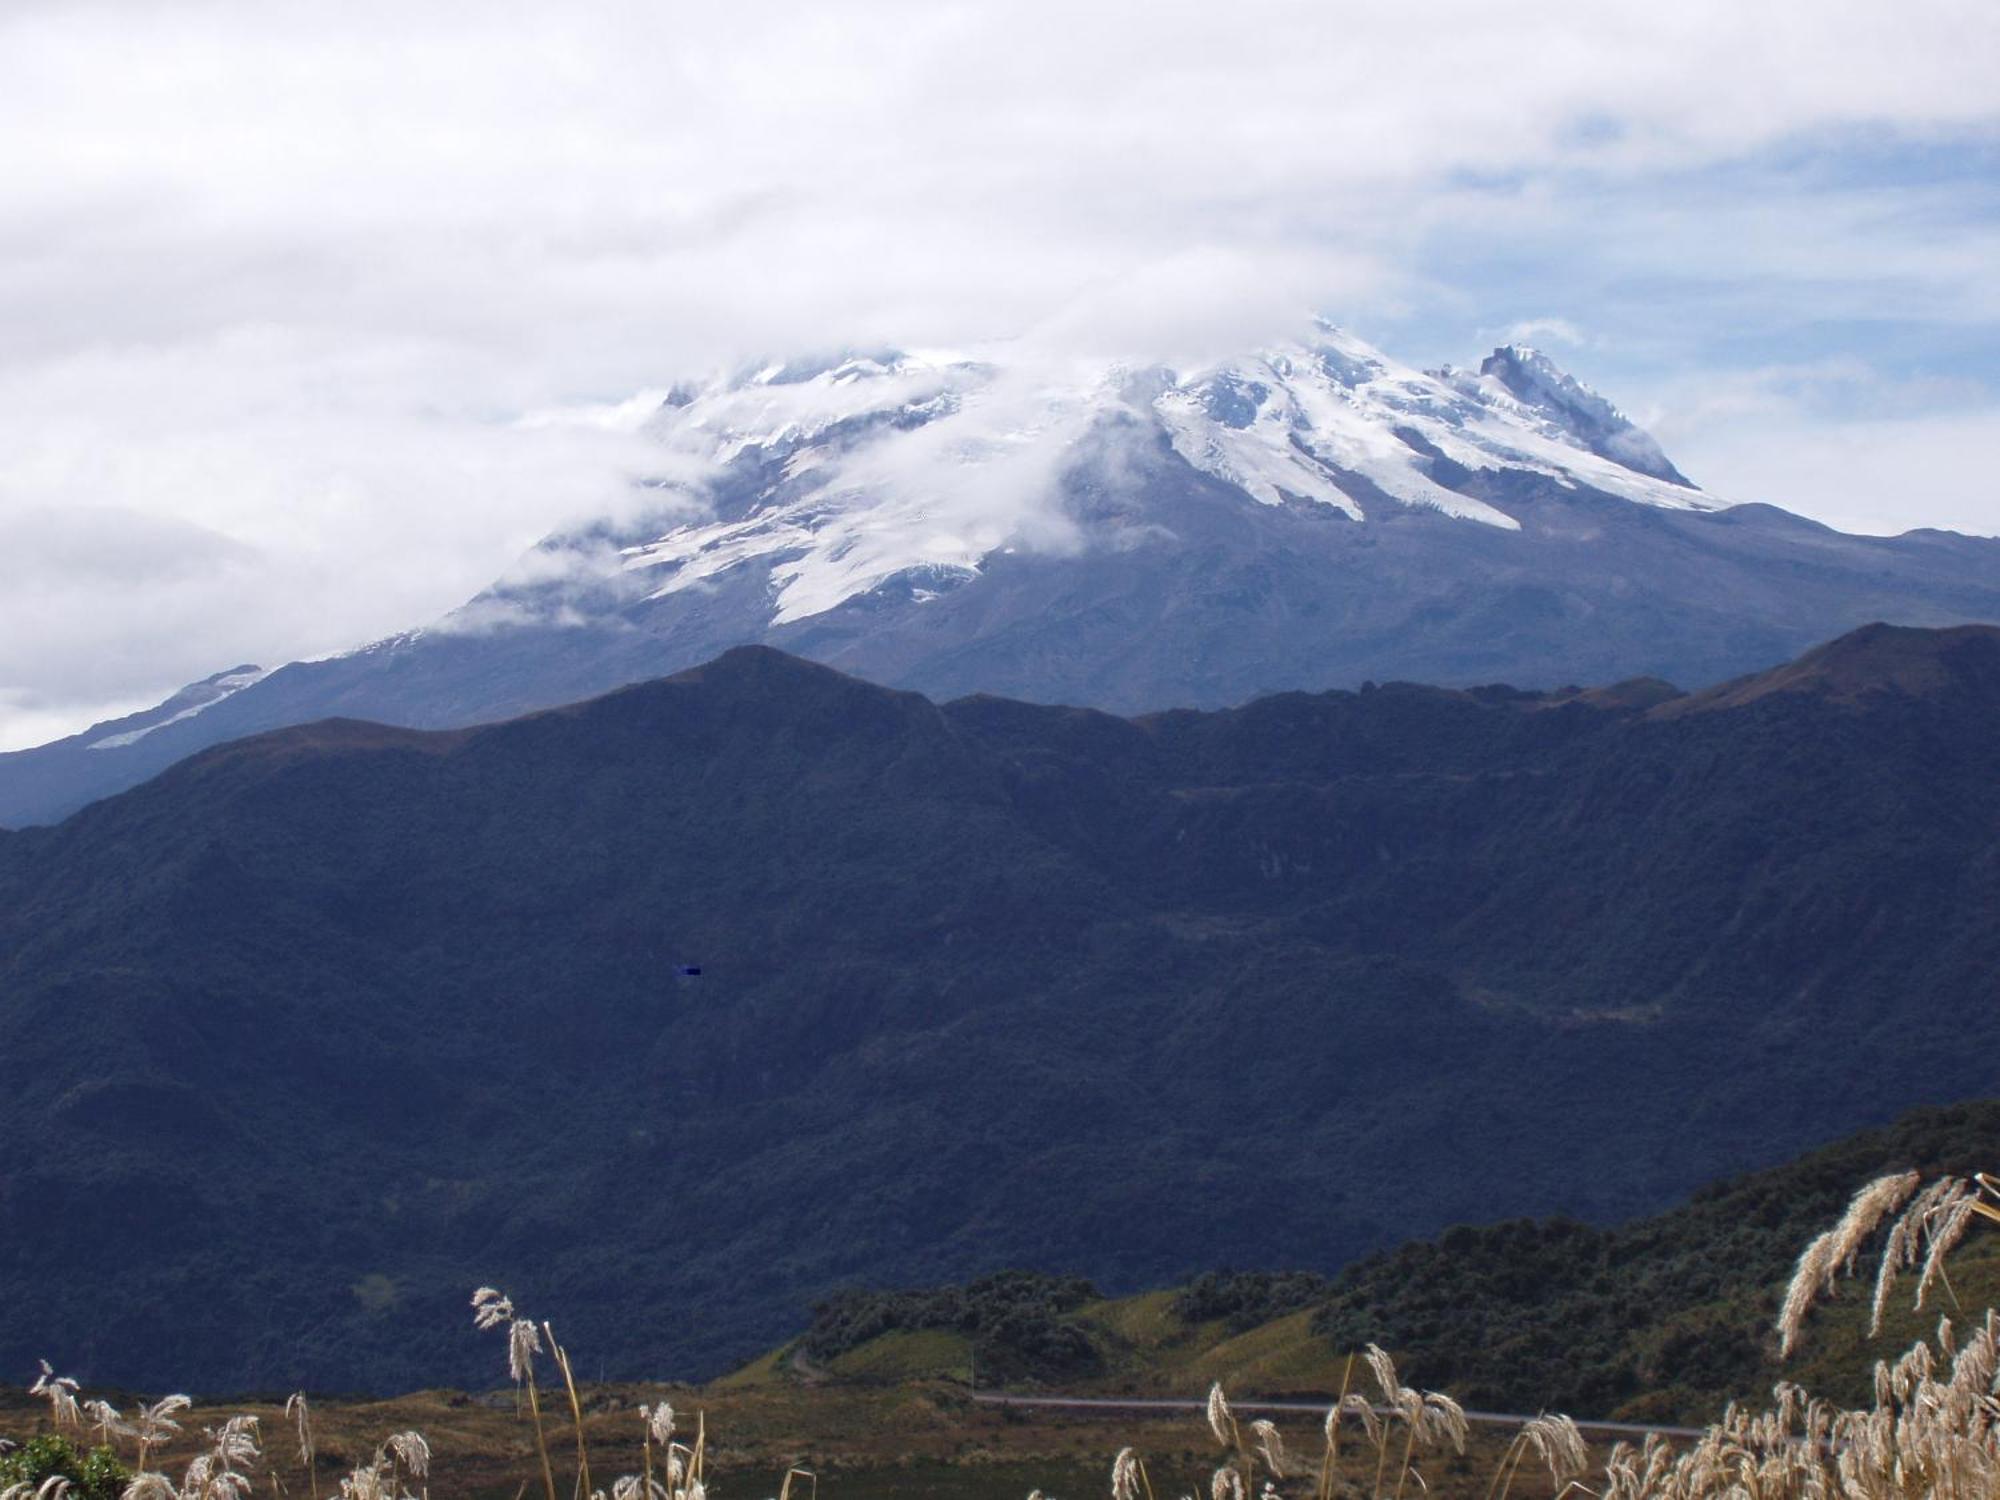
[0,1434,130,1500]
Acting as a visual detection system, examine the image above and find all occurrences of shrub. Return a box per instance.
[0,1434,130,1500]
[802,1269,1102,1381]
[1174,1269,1331,1332]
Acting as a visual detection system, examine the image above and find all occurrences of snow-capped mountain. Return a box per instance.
[488,322,1717,636]
[1463,343,1694,487]
[6,320,2000,827]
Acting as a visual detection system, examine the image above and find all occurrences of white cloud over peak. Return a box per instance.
[0,0,1996,745]
[1498,319,1591,350]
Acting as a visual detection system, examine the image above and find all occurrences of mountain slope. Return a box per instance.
[741,1100,2000,1423]
[1468,343,1695,486]
[8,325,2000,827]
[4,626,1999,1393]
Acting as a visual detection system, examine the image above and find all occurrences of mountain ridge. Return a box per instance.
[1660,620,2000,714]
[5,625,1999,1393]
[7,326,2000,828]
[134,621,2000,806]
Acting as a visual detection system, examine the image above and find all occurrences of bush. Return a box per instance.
[0,1434,131,1500]
[1174,1270,1330,1332]
[802,1269,1102,1382]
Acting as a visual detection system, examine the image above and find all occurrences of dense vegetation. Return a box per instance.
[1311,1100,2000,1416]
[4,626,2000,1391]
[1172,1271,1331,1333]
[803,1272,1102,1380]
[764,1101,2000,1422]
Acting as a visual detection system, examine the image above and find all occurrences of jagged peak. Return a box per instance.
[1476,343,1694,488]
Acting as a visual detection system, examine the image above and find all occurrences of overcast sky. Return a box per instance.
[2,0,1997,748]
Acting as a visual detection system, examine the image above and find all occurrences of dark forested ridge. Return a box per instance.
[1309,1099,2000,1418]
[3,623,1998,1393]
[765,1101,2000,1422]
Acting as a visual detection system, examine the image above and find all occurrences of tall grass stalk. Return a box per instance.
[283,1394,317,1500]
[132,1397,191,1476]
[1203,1382,1257,1500]
[1781,1170,1998,1357]
[542,1325,591,1500]
[639,1405,671,1500]
[472,1290,558,1500]
[30,1366,80,1433]
[521,1356,557,1500]
[1314,1353,1354,1500]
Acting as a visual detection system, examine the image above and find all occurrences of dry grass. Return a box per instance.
[1044,1170,2000,1500]
[0,1377,1556,1500]
[8,1173,1998,1500]
[1105,1314,2000,1500]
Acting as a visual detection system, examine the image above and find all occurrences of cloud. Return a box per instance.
[0,0,1996,742]
[1676,406,2000,539]
[0,327,661,742]
[1645,360,2000,535]
[1018,246,1387,367]
[1498,318,1590,349]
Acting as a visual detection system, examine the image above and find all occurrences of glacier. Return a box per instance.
[575,322,1718,636]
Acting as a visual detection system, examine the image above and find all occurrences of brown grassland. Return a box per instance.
[5,1170,1998,1500]
[0,1376,1565,1500]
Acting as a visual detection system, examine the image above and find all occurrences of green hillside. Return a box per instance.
[737,1100,2000,1423]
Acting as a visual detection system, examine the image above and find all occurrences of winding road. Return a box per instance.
[969,1391,1707,1442]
